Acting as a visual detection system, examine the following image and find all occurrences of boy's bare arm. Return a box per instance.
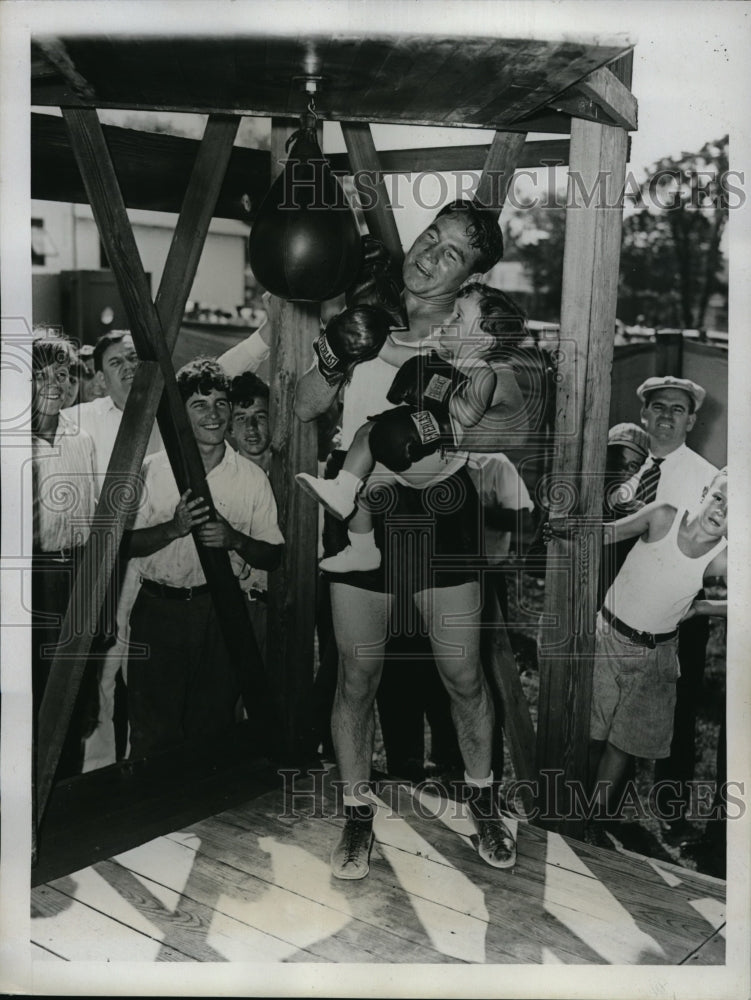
[452,364,527,450]
[449,363,496,428]
[683,596,727,620]
[378,334,422,369]
[604,501,675,545]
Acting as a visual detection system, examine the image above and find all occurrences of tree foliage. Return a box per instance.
[503,137,729,329]
[619,136,728,328]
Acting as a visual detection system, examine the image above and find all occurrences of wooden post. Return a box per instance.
[534,116,629,837]
[265,118,320,759]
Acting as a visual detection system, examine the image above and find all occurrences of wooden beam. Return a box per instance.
[544,95,616,127]
[35,112,277,820]
[32,114,576,219]
[569,66,638,131]
[34,36,97,102]
[341,122,404,274]
[474,132,528,218]
[31,112,266,221]
[534,114,630,838]
[329,138,572,174]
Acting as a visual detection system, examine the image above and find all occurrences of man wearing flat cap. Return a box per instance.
[618,375,720,846]
[617,375,717,508]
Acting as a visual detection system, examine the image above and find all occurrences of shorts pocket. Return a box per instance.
[656,643,680,683]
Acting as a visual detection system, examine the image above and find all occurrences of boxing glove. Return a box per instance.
[368,404,450,472]
[313,303,391,386]
[386,350,468,414]
[346,235,408,331]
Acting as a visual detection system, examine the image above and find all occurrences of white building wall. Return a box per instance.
[31,200,248,310]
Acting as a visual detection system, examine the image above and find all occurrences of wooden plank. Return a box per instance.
[30,35,633,130]
[32,726,280,887]
[474,42,633,127]
[33,36,96,102]
[474,131,528,217]
[569,66,638,131]
[104,834,454,964]
[680,928,726,965]
[535,112,631,838]
[34,111,271,820]
[329,138,571,174]
[32,114,577,218]
[46,856,344,963]
[178,811,531,963]
[31,884,191,961]
[544,94,616,126]
[341,122,405,272]
[265,120,320,760]
[31,112,266,221]
[214,778,719,965]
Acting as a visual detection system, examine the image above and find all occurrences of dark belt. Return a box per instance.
[601,605,677,649]
[140,578,210,601]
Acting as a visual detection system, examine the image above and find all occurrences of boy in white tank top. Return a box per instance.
[588,469,728,818]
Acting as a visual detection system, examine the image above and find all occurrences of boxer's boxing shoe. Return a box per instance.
[473,816,517,869]
[469,789,517,869]
[320,544,381,573]
[296,471,359,520]
[330,818,375,880]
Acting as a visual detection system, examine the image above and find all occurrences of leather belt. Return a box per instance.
[601,605,677,649]
[140,578,210,601]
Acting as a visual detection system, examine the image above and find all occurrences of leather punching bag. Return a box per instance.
[249,114,363,302]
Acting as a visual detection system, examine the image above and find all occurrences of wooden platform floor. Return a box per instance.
[31,765,726,965]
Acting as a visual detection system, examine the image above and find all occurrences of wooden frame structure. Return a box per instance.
[30,30,636,847]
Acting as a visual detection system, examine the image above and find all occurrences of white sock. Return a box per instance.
[349,529,376,551]
[465,770,494,788]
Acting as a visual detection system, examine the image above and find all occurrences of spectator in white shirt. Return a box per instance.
[123,358,283,758]
[31,330,99,776]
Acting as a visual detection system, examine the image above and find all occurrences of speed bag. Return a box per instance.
[249,125,362,302]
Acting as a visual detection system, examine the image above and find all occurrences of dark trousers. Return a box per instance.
[653,608,710,821]
[127,588,240,759]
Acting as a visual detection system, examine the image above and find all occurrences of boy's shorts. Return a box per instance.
[590,612,680,759]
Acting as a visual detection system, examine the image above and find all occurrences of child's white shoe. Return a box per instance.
[296,472,358,520]
[320,544,382,573]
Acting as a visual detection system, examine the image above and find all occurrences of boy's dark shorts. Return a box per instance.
[322,450,482,596]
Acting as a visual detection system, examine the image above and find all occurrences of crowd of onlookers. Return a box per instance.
[30,199,729,881]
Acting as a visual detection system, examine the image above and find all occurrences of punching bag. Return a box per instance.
[249,114,362,302]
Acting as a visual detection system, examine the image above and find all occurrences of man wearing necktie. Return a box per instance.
[615,376,719,845]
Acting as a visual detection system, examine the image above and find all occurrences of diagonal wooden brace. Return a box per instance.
[341,122,405,277]
[36,111,279,822]
[474,131,528,219]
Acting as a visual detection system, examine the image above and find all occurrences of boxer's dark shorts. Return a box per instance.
[321,450,482,596]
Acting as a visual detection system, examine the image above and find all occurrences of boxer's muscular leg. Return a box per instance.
[414,581,493,779]
[330,582,392,799]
